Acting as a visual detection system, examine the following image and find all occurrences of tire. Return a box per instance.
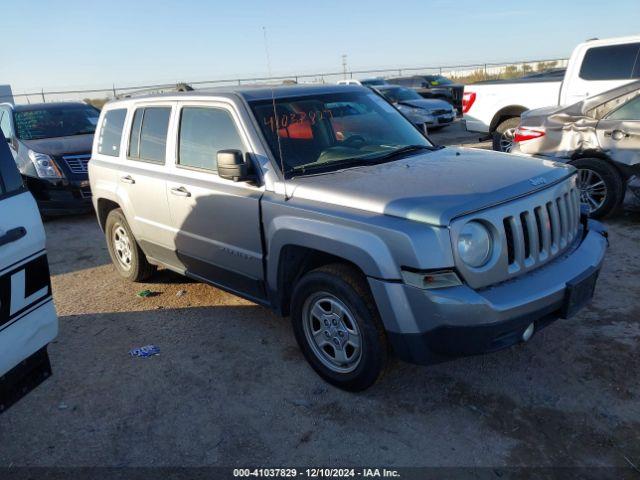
[290,263,389,392]
[105,208,156,282]
[492,117,520,153]
[569,157,624,219]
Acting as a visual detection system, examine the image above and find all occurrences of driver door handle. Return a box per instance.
[0,226,27,247]
[120,175,135,184]
[170,186,191,197]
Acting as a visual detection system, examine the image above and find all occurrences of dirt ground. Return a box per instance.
[1,124,639,470]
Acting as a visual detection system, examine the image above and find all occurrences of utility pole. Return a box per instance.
[342,54,348,79]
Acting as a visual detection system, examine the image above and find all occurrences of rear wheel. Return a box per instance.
[105,209,156,282]
[492,117,520,153]
[291,264,388,391]
[569,157,624,219]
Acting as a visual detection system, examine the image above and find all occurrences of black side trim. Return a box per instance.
[0,347,52,414]
[178,251,269,305]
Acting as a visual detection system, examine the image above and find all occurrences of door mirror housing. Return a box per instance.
[217,150,251,182]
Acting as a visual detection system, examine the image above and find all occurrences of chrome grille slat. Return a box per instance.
[509,216,525,269]
[451,176,581,290]
[537,206,551,260]
[558,197,568,248]
[62,154,91,174]
[523,210,539,264]
[548,201,561,253]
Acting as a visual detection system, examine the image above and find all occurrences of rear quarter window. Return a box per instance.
[579,43,640,81]
[97,109,127,156]
[0,131,23,197]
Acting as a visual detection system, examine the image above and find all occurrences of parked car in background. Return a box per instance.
[464,35,640,152]
[386,75,464,116]
[337,78,387,87]
[0,130,57,413]
[0,102,100,216]
[375,85,455,130]
[513,80,640,218]
[90,84,607,391]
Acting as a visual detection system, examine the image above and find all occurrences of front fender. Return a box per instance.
[266,215,399,291]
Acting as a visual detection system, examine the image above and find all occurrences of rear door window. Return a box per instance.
[579,43,640,80]
[606,95,640,121]
[97,109,127,156]
[0,131,23,197]
[128,107,171,164]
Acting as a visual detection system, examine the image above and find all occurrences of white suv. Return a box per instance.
[0,130,58,412]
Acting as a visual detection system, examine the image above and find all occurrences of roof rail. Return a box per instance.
[115,82,195,99]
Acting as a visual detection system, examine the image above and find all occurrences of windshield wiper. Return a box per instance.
[68,130,95,136]
[365,144,433,162]
[291,157,375,175]
[289,145,435,177]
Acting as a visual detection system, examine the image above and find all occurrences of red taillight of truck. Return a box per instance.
[462,92,476,114]
[514,126,546,143]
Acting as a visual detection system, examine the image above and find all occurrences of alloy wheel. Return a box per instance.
[112,224,133,271]
[499,127,516,153]
[302,293,362,373]
[577,168,607,214]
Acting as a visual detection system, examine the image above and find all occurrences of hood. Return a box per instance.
[397,98,453,111]
[287,147,574,226]
[21,134,94,157]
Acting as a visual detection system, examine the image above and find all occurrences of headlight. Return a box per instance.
[457,221,492,268]
[28,150,63,179]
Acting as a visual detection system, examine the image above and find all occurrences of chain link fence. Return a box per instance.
[4,57,568,107]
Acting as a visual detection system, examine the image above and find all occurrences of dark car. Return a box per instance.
[375,85,456,130]
[386,75,464,116]
[0,102,99,215]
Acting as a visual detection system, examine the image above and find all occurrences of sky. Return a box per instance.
[3,0,640,93]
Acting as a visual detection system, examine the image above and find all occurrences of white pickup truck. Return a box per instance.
[463,35,640,152]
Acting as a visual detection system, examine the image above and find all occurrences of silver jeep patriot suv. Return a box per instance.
[89,85,608,391]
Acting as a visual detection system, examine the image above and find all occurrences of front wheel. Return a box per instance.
[570,157,624,219]
[290,264,388,391]
[492,117,520,153]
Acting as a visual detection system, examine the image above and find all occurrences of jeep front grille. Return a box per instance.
[450,175,581,289]
[62,154,91,174]
[502,188,580,272]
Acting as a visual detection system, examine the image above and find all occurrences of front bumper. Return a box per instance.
[368,220,608,365]
[24,176,93,215]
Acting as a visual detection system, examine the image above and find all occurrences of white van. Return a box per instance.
[0,130,57,413]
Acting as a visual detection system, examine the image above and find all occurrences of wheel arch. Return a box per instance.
[96,198,121,232]
[267,219,399,316]
[489,105,528,132]
[570,150,631,180]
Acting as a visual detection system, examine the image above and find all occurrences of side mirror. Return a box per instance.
[217,149,250,182]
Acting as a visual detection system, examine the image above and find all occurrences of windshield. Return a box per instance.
[379,87,422,102]
[423,75,453,86]
[250,91,433,177]
[14,105,100,140]
[361,78,386,86]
